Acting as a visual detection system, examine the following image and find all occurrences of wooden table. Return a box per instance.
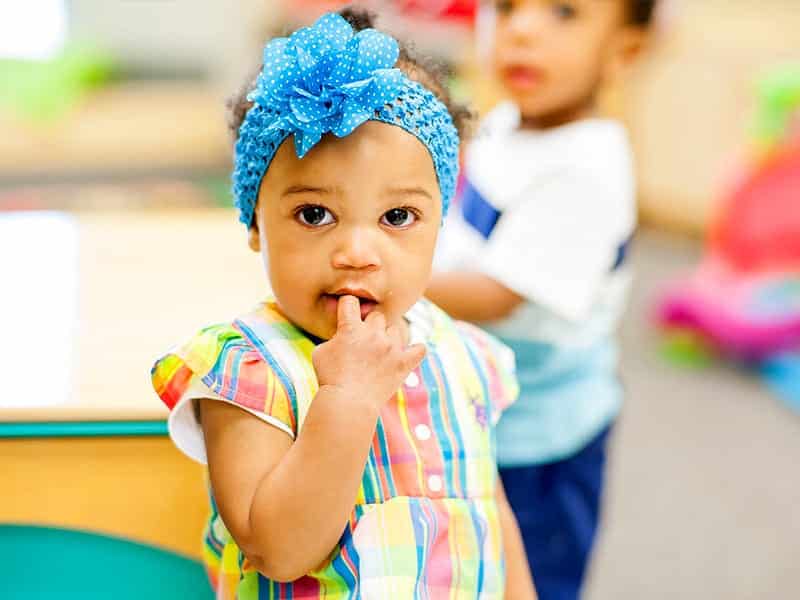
[1,209,266,558]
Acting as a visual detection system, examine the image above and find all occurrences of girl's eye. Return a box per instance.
[296,205,335,227]
[381,208,417,228]
[552,2,577,19]
[495,0,514,14]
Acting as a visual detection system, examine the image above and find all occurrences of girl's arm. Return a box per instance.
[496,477,538,599]
[426,272,524,323]
[201,389,378,582]
[201,296,425,583]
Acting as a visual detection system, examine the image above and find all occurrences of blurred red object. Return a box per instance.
[397,0,477,21]
[710,146,800,273]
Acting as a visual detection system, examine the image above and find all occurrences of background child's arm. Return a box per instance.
[201,297,426,582]
[427,272,524,323]
[496,476,538,599]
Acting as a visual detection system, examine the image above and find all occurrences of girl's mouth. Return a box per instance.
[322,290,379,321]
[502,65,543,91]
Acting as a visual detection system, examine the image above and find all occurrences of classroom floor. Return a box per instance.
[585,230,800,600]
[2,208,798,598]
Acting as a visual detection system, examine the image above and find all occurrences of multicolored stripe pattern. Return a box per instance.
[151,299,518,599]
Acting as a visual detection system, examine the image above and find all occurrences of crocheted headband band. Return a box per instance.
[233,12,460,226]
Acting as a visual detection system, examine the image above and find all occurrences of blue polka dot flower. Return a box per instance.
[249,13,405,157]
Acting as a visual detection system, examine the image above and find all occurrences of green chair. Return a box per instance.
[0,524,214,599]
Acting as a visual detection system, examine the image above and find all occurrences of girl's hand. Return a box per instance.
[312,295,426,408]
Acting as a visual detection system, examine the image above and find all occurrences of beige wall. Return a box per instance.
[624,0,800,233]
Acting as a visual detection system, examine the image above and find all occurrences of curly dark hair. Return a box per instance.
[225,6,472,143]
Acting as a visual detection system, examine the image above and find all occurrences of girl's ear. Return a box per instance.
[248,225,261,252]
[604,25,648,82]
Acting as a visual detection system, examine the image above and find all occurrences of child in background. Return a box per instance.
[151,9,537,599]
[427,1,657,598]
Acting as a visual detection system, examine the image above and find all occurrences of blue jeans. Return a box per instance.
[499,426,612,600]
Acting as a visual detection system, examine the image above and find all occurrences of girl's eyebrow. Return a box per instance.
[386,186,433,200]
[281,185,335,197]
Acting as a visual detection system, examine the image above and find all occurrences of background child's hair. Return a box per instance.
[226,6,472,143]
[630,0,658,26]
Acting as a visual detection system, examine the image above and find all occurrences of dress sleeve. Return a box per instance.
[457,321,519,426]
[151,323,297,464]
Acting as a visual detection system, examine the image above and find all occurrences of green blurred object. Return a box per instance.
[753,64,800,150]
[0,524,213,599]
[201,176,236,209]
[659,329,716,368]
[0,43,116,123]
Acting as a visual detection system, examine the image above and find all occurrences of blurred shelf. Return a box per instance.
[0,81,231,179]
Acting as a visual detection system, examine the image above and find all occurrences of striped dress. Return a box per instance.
[151,298,518,599]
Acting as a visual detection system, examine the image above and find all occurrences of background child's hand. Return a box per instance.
[313,295,426,408]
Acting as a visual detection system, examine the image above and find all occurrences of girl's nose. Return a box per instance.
[330,226,381,271]
[507,4,547,44]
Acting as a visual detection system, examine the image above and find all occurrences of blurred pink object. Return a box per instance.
[657,145,800,360]
[657,258,800,360]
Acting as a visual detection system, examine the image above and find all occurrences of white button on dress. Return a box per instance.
[427,475,443,493]
[404,372,420,388]
[414,424,432,441]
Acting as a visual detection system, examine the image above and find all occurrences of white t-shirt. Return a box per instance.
[435,102,637,465]
[437,101,636,326]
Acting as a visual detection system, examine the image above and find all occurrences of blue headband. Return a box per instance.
[233,12,460,226]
